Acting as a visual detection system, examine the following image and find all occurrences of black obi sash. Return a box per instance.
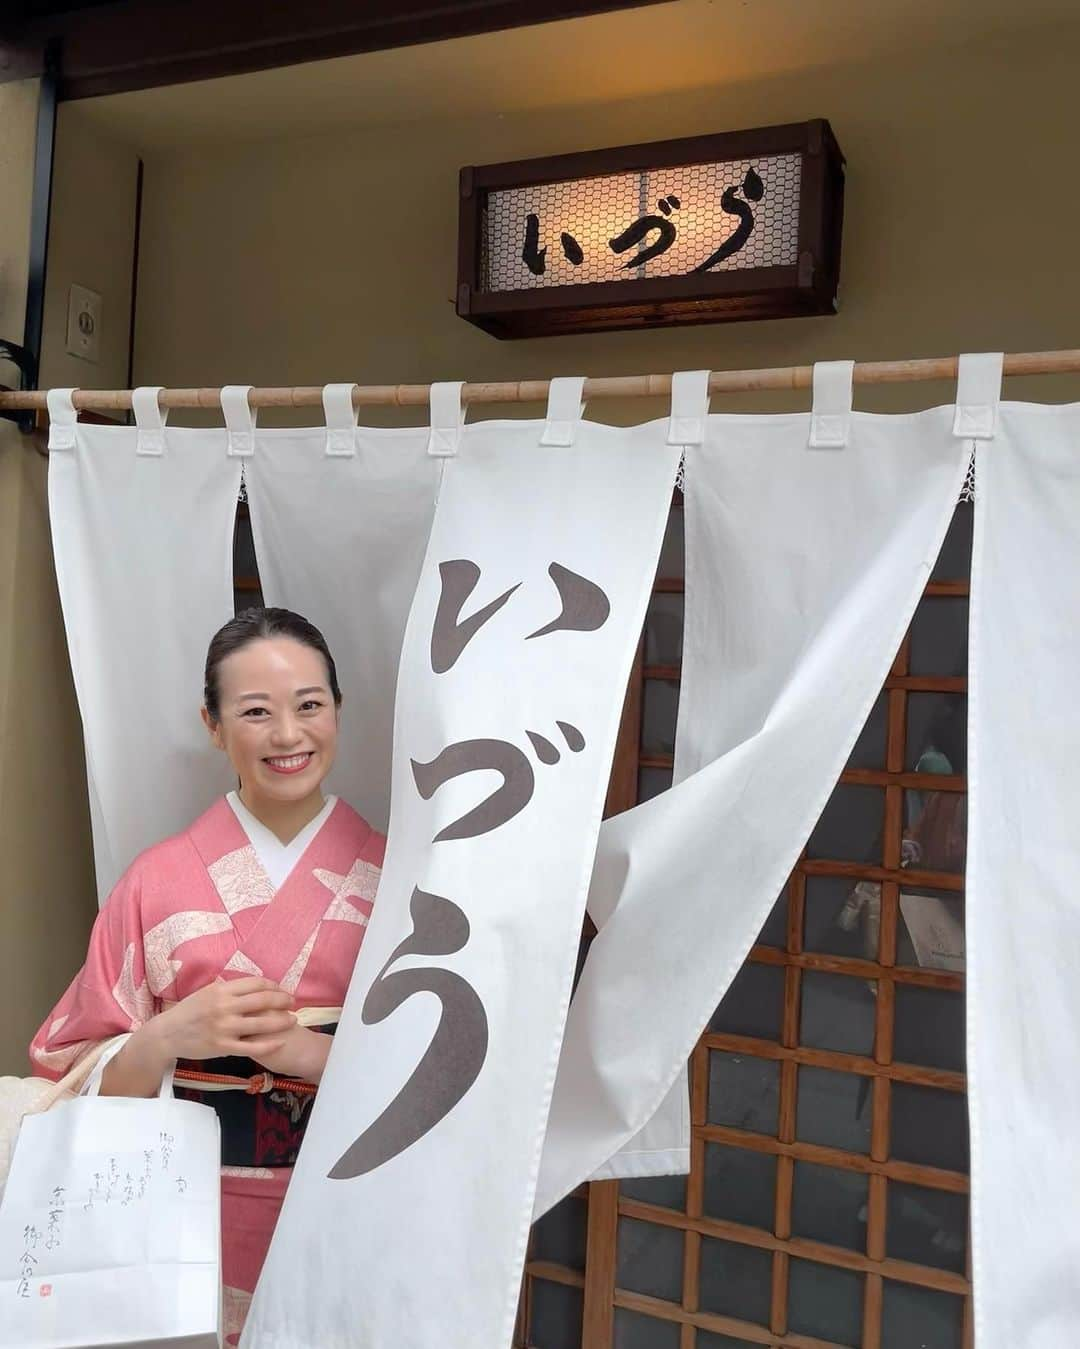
[175,1026,335,1169]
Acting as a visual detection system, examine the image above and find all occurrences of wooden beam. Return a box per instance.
[2,0,669,100]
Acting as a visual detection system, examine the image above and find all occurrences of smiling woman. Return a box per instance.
[27,607,385,1344]
[201,608,344,843]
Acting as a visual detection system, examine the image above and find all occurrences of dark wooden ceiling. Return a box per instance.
[0,0,667,101]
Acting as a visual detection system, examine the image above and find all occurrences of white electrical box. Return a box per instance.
[65,284,103,362]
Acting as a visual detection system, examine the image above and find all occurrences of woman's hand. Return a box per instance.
[154,977,296,1062]
[99,977,295,1098]
[253,1024,333,1085]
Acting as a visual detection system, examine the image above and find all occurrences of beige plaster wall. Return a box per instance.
[38,104,141,396]
[129,21,1080,419]
[0,84,124,1073]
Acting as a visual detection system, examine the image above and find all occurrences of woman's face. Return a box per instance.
[202,636,339,808]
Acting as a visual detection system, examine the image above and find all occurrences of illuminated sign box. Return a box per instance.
[456,119,844,339]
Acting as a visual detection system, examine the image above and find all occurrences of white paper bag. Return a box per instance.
[0,1060,221,1349]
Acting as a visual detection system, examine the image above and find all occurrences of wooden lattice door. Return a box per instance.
[518,492,972,1349]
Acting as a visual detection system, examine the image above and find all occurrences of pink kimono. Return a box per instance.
[30,796,385,1342]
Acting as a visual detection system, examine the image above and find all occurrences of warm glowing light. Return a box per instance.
[483,155,801,292]
[458,121,845,337]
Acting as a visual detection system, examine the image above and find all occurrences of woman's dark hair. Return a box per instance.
[204,607,342,722]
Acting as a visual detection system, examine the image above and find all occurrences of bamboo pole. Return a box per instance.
[1,348,1079,415]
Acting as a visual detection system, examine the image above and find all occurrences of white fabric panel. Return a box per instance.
[967,401,1080,1348]
[584,1075,689,1182]
[47,395,241,900]
[535,402,972,1215]
[585,371,713,1183]
[244,422,443,833]
[244,409,680,1349]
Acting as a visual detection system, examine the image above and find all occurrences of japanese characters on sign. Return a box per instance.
[460,123,845,336]
[523,167,765,279]
[484,154,801,292]
[329,559,610,1178]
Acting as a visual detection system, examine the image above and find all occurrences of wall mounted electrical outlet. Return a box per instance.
[66,284,103,362]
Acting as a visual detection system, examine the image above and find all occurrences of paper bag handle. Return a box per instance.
[82,1037,176,1100]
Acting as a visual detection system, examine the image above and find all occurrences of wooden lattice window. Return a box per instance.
[518,494,973,1349]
